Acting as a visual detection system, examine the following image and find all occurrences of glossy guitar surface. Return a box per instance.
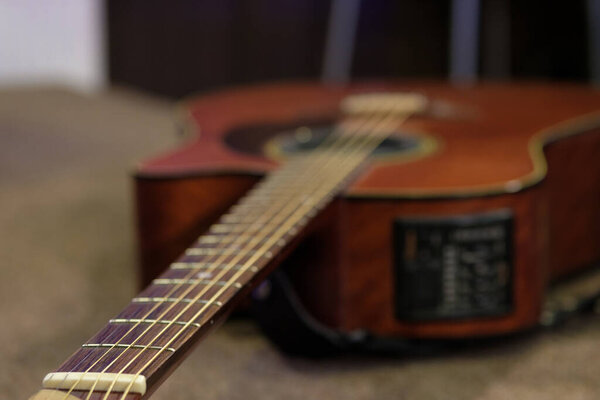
[135,81,600,340]
[28,81,600,400]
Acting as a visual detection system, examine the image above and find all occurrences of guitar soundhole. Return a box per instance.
[224,120,421,161]
[267,125,420,159]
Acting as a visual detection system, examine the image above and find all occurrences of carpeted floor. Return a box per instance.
[2,86,600,400]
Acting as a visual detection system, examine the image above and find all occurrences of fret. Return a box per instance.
[80,317,195,358]
[209,223,282,234]
[215,217,294,227]
[221,207,316,229]
[152,278,243,289]
[110,318,201,328]
[230,204,271,212]
[235,195,317,214]
[82,343,176,352]
[169,261,257,272]
[238,194,278,201]
[198,233,287,246]
[197,235,228,244]
[57,342,173,377]
[132,297,224,307]
[181,251,277,265]
[217,215,278,225]
[110,300,215,329]
[184,247,259,256]
[250,188,318,196]
[256,168,305,178]
[190,233,290,255]
[85,320,182,344]
[219,214,247,223]
[153,268,255,288]
[242,192,314,202]
[229,204,265,212]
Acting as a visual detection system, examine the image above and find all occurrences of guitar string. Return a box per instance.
[58,113,379,399]
[56,157,328,398]
[96,112,400,398]
[118,112,406,399]
[58,133,356,399]
[57,107,404,400]
[100,113,399,400]
[112,111,407,399]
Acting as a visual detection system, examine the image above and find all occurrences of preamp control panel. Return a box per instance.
[393,210,513,321]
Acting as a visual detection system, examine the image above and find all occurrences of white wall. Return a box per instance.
[0,0,105,91]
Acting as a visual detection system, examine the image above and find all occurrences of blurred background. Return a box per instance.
[1,0,598,96]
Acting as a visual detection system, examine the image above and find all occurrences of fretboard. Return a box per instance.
[38,93,426,400]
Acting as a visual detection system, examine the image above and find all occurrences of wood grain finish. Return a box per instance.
[337,187,547,337]
[544,130,600,278]
[136,82,600,340]
[135,175,258,287]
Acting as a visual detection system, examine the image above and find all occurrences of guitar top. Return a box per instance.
[140,81,600,197]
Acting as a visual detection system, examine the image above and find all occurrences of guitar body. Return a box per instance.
[135,82,600,342]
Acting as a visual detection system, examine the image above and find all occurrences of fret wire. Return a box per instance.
[98,190,323,392]
[112,112,405,398]
[196,235,287,248]
[210,221,285,232]
[66,155,335,394]
[110,319,201,328]
[152,279,243,289]
[209,208,314,234]
[219,214,291,225]
[184,247,259,256]
[229,204,264,211]
[132,297,224,307]
[169,262,258,272]
[57,327,135,375]
[82,344,175,353]
[64,110,404,400]
[68,159,304,394]
[102,118,372,376]
[221,204,318,223]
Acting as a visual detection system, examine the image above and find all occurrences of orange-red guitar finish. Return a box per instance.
[135,82,600,339]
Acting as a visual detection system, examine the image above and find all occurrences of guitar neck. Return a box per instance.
[32,94,424,400]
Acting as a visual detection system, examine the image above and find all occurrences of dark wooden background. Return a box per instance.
[107,0,590,98]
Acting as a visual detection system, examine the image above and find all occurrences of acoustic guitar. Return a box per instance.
[30,82,600,399]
